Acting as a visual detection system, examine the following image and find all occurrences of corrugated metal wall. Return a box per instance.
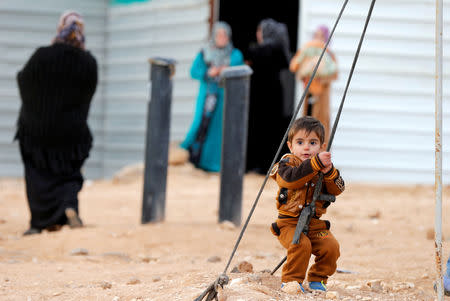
[0,0,209,179]
[1,0,447,184]
[0,0,108,179]
[104,0,209,176]
[301,0,450,183]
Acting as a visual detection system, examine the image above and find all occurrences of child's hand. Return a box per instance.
[321,165,332,174]
[318,152,332,168]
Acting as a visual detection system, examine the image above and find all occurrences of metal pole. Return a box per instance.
[142,57,176,224]
[435,0,443,299]
[218,66,253,226]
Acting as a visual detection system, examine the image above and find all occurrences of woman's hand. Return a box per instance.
[207,66,220,77]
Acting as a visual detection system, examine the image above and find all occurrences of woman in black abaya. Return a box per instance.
[245,19,290,174]
[16,11,98,235]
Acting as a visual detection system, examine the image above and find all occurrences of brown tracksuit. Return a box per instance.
[270,153,345,284]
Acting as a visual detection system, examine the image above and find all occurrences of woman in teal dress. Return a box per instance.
[181,22,244,172]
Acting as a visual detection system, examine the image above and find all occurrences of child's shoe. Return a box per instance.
[433,275,450,296]
[309,281,327,291]
[444,275,450,296]
[281,282,305,293]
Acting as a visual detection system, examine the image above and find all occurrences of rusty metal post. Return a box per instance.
[435,0,444,299]
[142,57,176,224]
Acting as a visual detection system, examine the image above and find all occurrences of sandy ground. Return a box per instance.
[0,162,450,301]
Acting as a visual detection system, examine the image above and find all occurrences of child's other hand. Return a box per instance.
[208,66,220,77]
[318,152,332,168]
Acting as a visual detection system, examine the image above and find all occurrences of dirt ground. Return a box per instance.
[0,162,449,301]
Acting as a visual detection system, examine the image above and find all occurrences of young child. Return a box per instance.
[270,116,345,292]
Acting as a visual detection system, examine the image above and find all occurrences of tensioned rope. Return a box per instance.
[194,0,376,300]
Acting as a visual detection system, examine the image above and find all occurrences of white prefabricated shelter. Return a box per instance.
[0,0,448,183]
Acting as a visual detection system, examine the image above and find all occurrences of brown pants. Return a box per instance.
[273,217,340,284]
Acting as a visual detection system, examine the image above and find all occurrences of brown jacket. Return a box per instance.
[270,153,345,218]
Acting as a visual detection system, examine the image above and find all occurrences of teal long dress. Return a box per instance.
[181,49,244,172]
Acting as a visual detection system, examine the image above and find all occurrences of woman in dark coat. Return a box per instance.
[245,19,290,174]
[16,11,98,235]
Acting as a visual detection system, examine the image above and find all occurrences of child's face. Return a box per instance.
[287,129,324,161]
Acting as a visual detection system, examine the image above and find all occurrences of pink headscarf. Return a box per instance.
[315,25,330,44]
[52,11,85,49]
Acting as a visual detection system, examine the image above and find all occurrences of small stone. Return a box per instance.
[127,277,141,285]
[32,257,38,263]
[152,276,161,282]
[355,295,362,300]
[237,261,253,273]
[100,281,112,289]
[361,297,372,301]
[281,281,302,294]
[219,221,236,231]
[392,282,414,291]
[230,267,239,273]
[112,297,120,301]
[138,254,157,263]
[260,269,271,274]
[102,252,131,262]
[229,278,245,287]
[326,291,339,299]
[0,219,6,224]
[367,279,383,292]
[406,282,415,289]
[52,292,63,296]
[346,285,362,290]
[4,278,9,282]
[207,256,221,263]
[421,273,429,279]
[57,267,63,272]
[70,248,89,256]
[368,210,381,219]
[248,274,261,283]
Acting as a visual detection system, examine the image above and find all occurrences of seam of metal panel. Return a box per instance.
[308,9,450,25]
[306,29,450,43]
[109,0,207,16]
[0,8,105,17]
[0,25,104,35]
[107,36,207,48]
[105,58,191,65]
[107,18,208,32]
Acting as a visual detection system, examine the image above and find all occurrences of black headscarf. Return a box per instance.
[259,18,291,60]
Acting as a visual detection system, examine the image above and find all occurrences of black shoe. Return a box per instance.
[23,227,41,236]
[65,208,83,228]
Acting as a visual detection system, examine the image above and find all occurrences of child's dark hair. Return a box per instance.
[288,116,325,144]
